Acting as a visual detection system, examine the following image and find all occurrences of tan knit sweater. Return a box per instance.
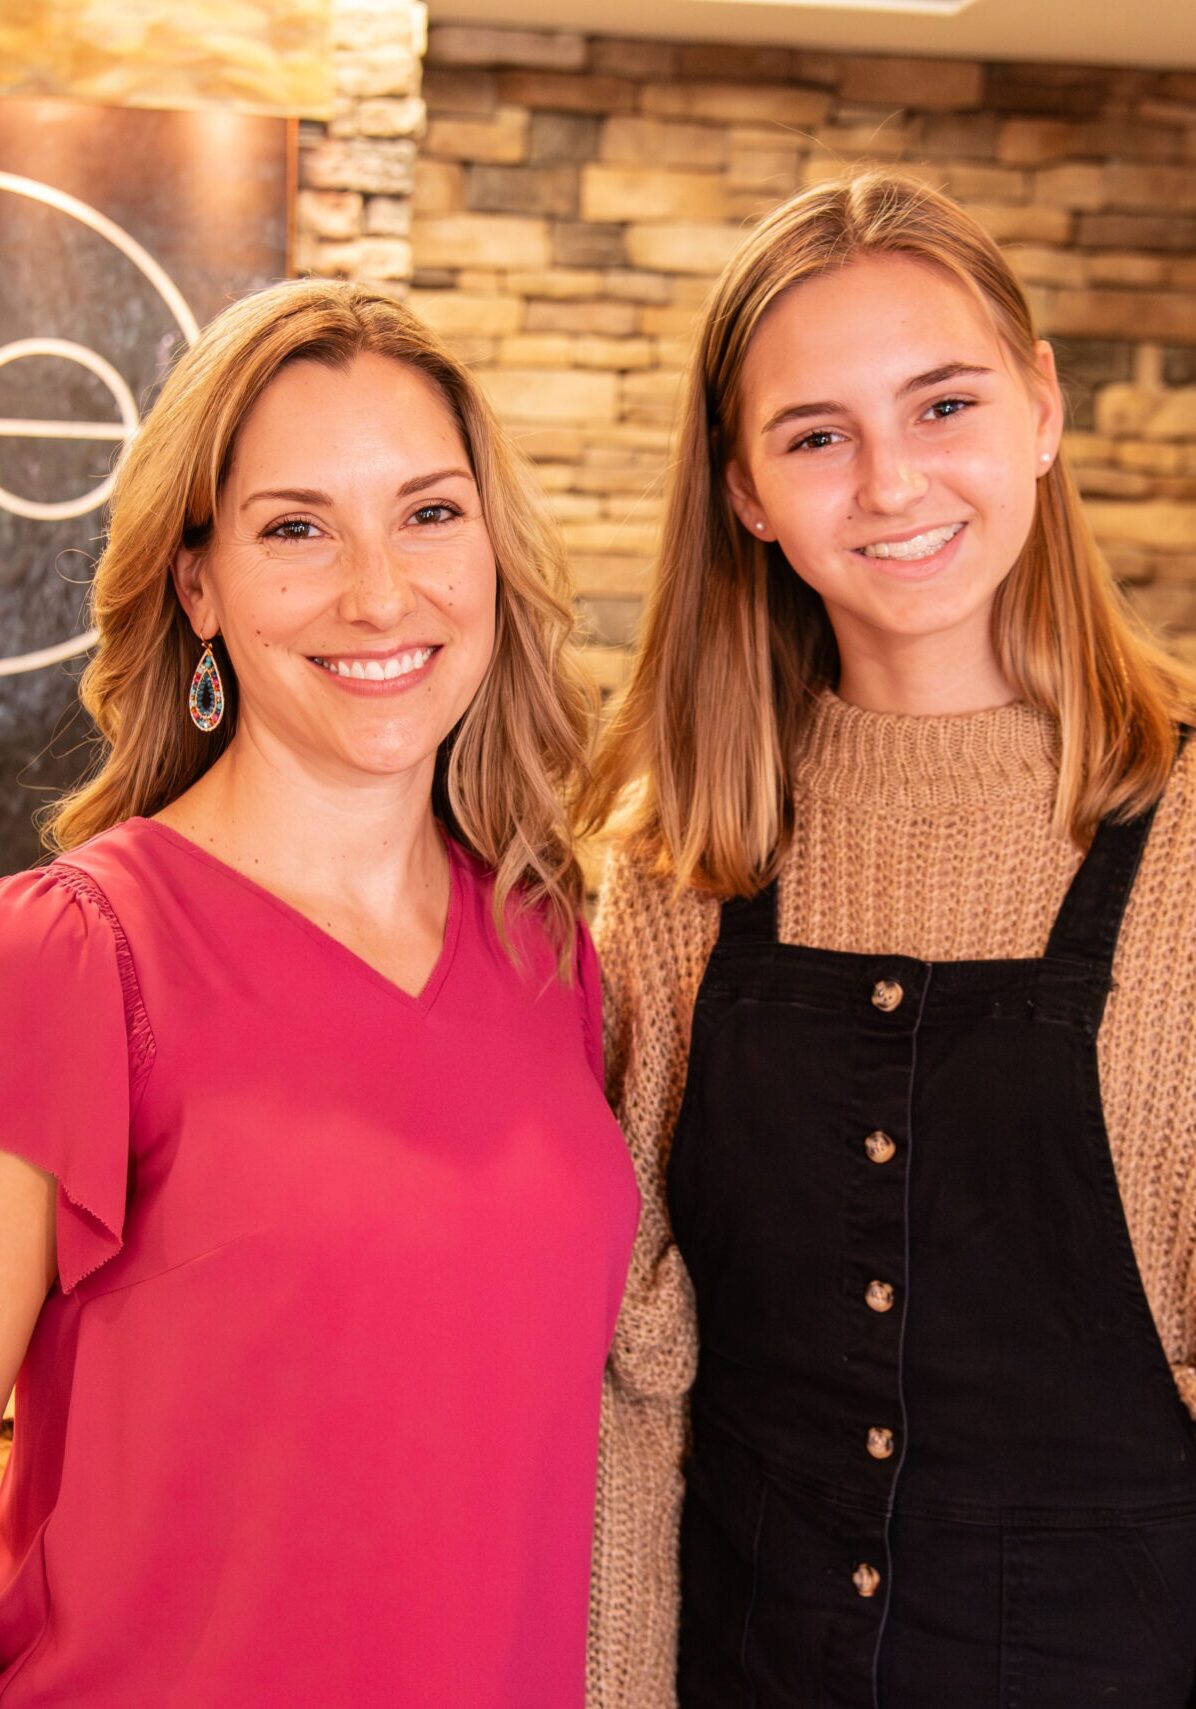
[586,692,1196,1709]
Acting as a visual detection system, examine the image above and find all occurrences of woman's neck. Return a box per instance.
[155,725,446,925]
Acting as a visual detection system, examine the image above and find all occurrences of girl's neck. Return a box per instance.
[834,622,1015,717]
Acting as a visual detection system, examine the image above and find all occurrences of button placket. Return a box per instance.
[846,964,925,1617]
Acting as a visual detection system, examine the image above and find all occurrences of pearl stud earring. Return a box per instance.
[755,520,766,533]
[1039,452,1052,465]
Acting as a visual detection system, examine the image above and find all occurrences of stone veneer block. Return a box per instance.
[429,27,587,70]
[496,71,636,114]
[498,334,575,366]
[526,298,640,335]
[1086,254,1169,288]
[1083,500,1196,550]
[356,97,425,138]
[422,67,498,115]
[336,52,423,102]
[581,165,729,223]
[1034,163,1108,210]
[624,221,745,275]
[590,39,678,79]
[479,367,619,423]
[553,223,628,267]
[641,81,830,126]
[837,55,983,111]
[468,164,580,218]
[301,137,417,194]
[302,237,413,279]
[413,213,550,269]
[413,159,466,215]
[968,202,1073,244]
[296,188,364,241]
[1049,290,1196,342]
[528,112,602,164]
[1103,164,1196,211]
[507,268,604,298]
[408,291,523,335]
[600,116,726,170]
[364,198,414,237]
[1079,215,1196,254]
[424,108,528,164]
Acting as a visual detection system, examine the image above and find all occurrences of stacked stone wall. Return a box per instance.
[407,30,1196,683]
[293,0,428,292]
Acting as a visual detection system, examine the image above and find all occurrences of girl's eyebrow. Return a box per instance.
[760,364,994,436]
[239,467,475,512]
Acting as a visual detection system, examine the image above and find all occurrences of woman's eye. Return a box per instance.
[265,517,319,541]
[411,502,460,526]
[925,396,972,421]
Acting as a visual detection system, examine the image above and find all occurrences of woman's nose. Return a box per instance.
[339,538,417,626]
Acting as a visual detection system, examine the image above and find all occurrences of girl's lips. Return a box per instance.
[853,522,968,582]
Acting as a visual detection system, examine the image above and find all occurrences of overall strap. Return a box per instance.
[716,879,779,949]
[1045,727,1190,974]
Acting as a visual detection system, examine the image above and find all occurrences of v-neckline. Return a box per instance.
[131,817,463,1013]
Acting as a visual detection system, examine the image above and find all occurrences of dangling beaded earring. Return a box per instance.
[188,636,225,733]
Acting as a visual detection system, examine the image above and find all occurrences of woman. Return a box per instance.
[0,281,637,1706]
[586,171,1196,1708]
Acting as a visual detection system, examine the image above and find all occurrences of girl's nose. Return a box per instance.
[857,444,930,515]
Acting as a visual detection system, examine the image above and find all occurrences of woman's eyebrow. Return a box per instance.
[760,363,994,436]
[239,468,475,512]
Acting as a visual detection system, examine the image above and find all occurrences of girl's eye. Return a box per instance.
[411,502,461,526]
[265,517,319,541]
[791,428,843,453]
[925,396,972,421]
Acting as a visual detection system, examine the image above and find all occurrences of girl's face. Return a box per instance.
[175,352,497,788]
[726,253,1063,682]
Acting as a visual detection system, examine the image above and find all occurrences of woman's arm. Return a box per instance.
[0,1151,56,1409]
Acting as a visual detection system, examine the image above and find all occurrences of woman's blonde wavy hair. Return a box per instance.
[586,168,1195,895]
[46,279,594,973]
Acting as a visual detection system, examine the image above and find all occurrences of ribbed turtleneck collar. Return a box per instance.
[794,691,1061,811]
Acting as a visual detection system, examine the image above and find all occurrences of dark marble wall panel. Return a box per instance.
[0,99,291,874]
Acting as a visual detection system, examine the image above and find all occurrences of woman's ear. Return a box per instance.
[171,544,218,641]
[725,457,775,543]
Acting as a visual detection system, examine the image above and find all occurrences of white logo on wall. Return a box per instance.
[0,172,199,678]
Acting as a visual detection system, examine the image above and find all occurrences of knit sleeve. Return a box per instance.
[0,864,153,1293]
[587,847,718,1709]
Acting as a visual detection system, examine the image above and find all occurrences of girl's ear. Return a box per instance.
[171,544,218,641]
[725,457,775,543]
[1030,339,1065,473]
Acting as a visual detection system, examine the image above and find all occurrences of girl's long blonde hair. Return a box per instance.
[586,169,1195,894]
[48,280,594,971]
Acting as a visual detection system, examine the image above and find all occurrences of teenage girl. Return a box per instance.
[585,171,1196,1709]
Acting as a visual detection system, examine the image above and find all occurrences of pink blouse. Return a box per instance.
[0,819,637,1707]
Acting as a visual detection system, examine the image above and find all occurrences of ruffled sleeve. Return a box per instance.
[0,864,152,1292]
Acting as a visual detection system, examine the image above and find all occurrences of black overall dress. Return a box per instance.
[667,799,1196,1708]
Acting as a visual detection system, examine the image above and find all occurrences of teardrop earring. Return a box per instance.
[188,637,225,733]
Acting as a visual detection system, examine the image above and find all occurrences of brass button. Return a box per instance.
[853,1562,882,1598]
[865,1278,895,1313]
[865,1130,896,1164]
[866,1426,894,1460]
[871,979,904,1012]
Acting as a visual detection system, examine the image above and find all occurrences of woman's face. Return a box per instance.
[175,351,497,787]
[726,253,1063,677]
